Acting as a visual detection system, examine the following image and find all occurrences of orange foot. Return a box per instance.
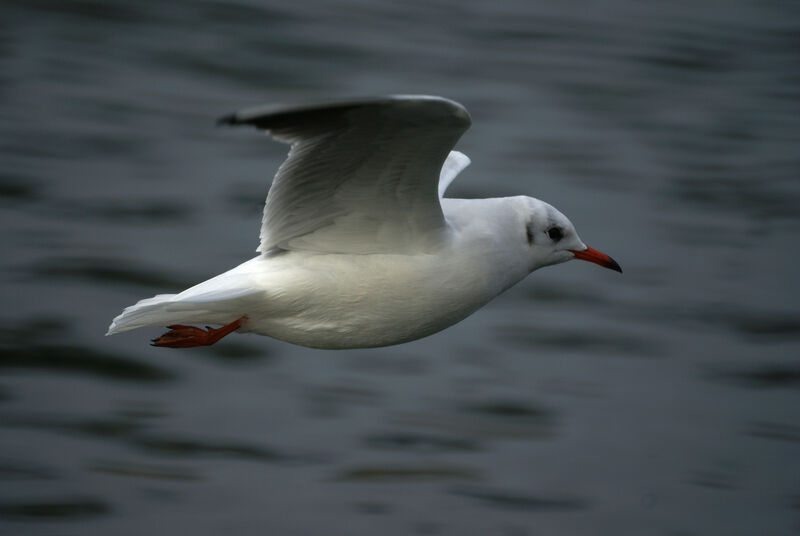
[151,315,248,348]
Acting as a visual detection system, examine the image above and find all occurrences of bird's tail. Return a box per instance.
[107,281,262,336]
[106,294,183,335]
[107,260,265,336]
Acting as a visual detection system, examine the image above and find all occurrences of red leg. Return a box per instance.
[151,315,247,348]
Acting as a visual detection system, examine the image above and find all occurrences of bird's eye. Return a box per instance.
[547,227,563,242]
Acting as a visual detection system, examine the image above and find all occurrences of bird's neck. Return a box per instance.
[442,198,532,295]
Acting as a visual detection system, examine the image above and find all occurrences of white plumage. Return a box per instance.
[107,96,620,349]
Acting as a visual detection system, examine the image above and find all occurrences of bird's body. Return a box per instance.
[107,96,620,349]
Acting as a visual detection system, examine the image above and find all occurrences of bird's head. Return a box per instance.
[518,196,622,273]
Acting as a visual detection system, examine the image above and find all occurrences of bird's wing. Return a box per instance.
[438,150,471,198]
[219,95,471,254]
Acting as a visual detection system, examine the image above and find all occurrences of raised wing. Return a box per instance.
[438,151,471,198]
[218,96,471,254]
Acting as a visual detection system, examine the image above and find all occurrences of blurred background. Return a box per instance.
[1,0,799,534]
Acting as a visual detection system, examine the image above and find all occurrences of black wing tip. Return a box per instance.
[216,113,238,126]
[215,95,470,129]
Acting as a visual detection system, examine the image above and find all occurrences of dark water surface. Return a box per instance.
[2,1,799,534]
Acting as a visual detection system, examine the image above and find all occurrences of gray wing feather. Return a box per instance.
[219,96,471,253]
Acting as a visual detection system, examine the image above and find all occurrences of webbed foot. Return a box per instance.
[151,315,247,348]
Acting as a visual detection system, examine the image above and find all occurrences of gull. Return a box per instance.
[107,96,621,349]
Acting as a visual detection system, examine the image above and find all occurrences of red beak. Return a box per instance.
[569,246,622,273]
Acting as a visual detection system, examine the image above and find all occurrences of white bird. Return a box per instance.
[107,96,621,349]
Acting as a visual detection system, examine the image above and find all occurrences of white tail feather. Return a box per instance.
[106,271,264,336]
[106,294,179,335]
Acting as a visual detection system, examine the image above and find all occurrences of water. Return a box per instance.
[1,0,799,534]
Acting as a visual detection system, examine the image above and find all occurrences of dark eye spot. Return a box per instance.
[547,227,563,242]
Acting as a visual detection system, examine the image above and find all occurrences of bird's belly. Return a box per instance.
[242,255,496,349]
[253,309,470,349]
